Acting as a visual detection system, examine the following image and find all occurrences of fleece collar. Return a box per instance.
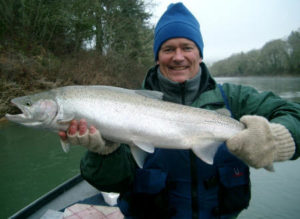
[143,62,216,106]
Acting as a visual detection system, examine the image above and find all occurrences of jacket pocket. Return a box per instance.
[130,169,174,218]
[216,164,251,215]
[134,168,167,194]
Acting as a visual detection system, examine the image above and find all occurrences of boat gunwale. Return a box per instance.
[9,174,83,219]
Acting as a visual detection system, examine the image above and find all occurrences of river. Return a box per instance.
[0,77,300,218]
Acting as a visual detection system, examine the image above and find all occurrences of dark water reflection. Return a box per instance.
[0,121,85,218]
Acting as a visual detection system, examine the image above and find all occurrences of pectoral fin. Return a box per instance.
[192,140,223,165]
[57,114,75,125]
[130,145,149,168]
[60,139,70,153]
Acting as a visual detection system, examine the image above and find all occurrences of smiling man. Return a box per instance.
[154,2,203,84]
[158,38,202,83]
[59,2,300,219]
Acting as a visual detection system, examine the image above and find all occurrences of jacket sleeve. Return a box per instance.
[223,83,300,160]
[80,144,137,193]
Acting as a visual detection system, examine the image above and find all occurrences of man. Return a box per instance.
[59,3,300,218]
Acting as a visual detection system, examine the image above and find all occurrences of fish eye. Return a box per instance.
[25,101,32,106]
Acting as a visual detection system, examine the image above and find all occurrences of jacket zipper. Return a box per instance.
[180,82,186,105]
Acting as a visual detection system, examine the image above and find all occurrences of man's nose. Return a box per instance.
[173,49,184,62]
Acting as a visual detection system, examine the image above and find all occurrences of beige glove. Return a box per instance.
[226,115,295,170]
[61,119,119,155]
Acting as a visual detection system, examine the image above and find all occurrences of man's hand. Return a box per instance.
[58,119,119,155]
[226,115,295,169]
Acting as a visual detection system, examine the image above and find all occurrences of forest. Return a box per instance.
[0,0,155,85]
[0,0,154,117]
[210,30,300,77]
[0,0,299,118]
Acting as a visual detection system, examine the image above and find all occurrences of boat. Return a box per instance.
[8,174,117,218]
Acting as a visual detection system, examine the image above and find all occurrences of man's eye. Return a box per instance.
[162,48,174,52]
[183,46,193,51]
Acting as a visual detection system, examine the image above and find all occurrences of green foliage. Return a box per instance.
[0,0,154,60]
[210,29,300,76]
[0,0,68,53]
[288,30,300,72]
[0,0,155,118]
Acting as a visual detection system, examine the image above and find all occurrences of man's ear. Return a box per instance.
[199,57,203,64]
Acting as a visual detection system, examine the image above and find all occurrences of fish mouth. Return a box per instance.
[5,100,31,123]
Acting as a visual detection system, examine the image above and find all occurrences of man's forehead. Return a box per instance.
[161,38,196,47]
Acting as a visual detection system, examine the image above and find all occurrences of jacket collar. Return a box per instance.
[142,62,217,105]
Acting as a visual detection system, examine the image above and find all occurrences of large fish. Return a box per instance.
[5,85,245,167]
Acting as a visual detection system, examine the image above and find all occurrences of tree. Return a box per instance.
[259,39,289,75]
[209,29,300,76]
[0,0,71,53]
[0,0,153,59]
[287,30,300,74]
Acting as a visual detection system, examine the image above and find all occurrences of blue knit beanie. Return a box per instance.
[153,2,204,60]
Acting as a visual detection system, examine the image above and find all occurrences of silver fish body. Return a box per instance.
[5,85,245,167]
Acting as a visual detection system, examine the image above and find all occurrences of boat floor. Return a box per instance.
[10,175,109,219]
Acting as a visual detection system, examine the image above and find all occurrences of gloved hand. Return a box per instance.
[58,119,120,155]
[226,115,295,170]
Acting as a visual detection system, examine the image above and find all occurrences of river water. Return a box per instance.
[0,77,300,218]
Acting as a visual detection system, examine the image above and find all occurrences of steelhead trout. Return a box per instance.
[5,85,245,167]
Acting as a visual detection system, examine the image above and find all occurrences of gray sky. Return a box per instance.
[150,0,300,63]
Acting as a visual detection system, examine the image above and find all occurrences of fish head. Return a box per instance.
[5,92,59,129]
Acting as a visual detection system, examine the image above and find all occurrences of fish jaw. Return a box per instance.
[5,98,38,126]
[5,98,58,128]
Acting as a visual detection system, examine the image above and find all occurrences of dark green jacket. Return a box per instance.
[80,63,300,193]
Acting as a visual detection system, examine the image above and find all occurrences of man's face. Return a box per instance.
[157,38,202,83]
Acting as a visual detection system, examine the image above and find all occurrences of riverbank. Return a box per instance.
[0,48,149,118]
[0,80,62,119]
[3,75,300,120]
[0,117,7,123]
